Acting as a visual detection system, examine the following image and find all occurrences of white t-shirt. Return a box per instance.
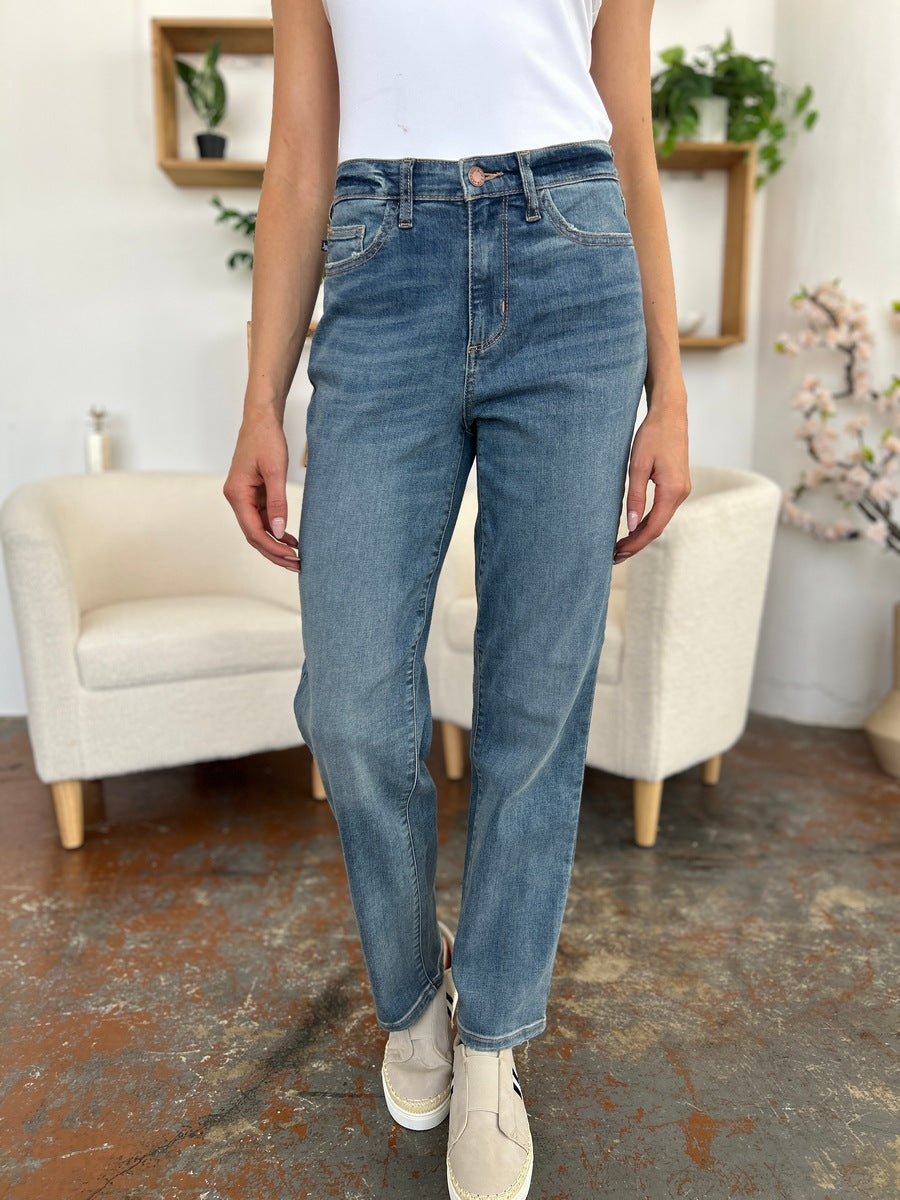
[320,0,612,162]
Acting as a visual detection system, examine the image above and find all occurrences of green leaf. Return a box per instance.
[659,46,685,66]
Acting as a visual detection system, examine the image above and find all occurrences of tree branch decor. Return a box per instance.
[775,280,900,554]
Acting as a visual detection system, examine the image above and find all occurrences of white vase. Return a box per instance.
[694,95,730,142]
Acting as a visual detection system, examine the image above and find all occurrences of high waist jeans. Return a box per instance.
[293,138,647,1052]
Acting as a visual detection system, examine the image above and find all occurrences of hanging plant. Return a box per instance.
[651,28,818,187]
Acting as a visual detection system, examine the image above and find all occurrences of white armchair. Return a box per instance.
[426,465,782,847]
[1,470,320,849]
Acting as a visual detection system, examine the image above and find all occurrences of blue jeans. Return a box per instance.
[293,138,647,1052]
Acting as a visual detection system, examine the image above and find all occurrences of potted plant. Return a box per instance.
[175,39,228,159]
[774,278,900,776]
[651,28,818,188]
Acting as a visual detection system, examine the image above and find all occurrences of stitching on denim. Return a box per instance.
[462,474,489,926]
[469,195,510,352]
[465,200,475,355]
[386,972,442,1031]
[400,431,471,993]
[517,148,540,221]
[327,223,365,238]
[324,198,402,275]
[329,171,619,208]
[399,157,413,227]
[455,1014,547,1048]
[538,185,634,247]
[462,334,477,434]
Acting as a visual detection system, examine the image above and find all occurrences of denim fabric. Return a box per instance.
[293,138,647,1052]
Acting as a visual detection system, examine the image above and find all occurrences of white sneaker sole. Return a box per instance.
[381,1066,452,1130]
[446,1154,533,1200]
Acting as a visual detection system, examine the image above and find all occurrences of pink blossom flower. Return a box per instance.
[817,393,838,416]
[868,477,898,503]
[778,281,898,558]
[862,520,889,545]
[792,388,817,410]
[843,414,870,435]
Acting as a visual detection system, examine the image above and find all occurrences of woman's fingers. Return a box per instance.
[613,484,684,560]
[225,471,300,570]
[613,414,691,562]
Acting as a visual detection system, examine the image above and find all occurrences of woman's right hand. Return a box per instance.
[223,411,300,571]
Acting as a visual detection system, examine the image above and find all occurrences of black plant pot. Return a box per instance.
[196,132,226,159]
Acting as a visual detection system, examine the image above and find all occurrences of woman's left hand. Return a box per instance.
[613,398,691,563]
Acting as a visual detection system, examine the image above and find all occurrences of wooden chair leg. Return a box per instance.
[701,753,722,785]
[50,780,85,850]
[633,779,663,848]
[311,755,326,800]
[441,721,467,780]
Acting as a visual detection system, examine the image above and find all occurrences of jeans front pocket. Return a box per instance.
[324,193,401,276]
[538,174,634,247]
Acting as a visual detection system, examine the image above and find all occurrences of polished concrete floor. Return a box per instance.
[0,712,897,1200]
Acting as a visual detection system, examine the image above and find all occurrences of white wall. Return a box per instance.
[1,1,893,725]
[750,1,900,724]
[1,0,308,711]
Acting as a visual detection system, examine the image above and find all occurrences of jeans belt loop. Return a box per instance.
[399,158,414,228]
[516,150,541,222]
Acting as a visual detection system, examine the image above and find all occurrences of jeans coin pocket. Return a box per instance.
[324,194,400,275]
[538,175,634,246]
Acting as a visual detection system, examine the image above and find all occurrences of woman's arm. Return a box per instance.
[590,0,691,562]
[224,0,340,570]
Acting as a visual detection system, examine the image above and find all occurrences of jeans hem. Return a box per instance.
[454,1014,546,1051]
[377,970,443,1033]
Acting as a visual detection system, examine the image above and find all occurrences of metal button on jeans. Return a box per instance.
[467,165,486,185]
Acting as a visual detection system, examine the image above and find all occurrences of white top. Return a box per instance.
[320,0,612,162]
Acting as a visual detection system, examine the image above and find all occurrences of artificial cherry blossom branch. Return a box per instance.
[775,279,900,554]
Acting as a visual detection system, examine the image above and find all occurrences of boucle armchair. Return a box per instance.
[426,465,782,847]
[1,470,320,849]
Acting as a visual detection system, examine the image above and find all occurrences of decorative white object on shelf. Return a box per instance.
[677,310,705,337]
[694,95,730,142]
[85,406,111,473]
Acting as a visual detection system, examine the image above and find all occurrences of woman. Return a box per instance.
[224,1,690,1196]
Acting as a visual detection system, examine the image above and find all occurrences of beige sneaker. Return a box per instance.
[446,1034,534,1200]
[381,920,457,1130]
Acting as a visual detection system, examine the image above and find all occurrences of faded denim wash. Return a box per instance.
[293,138,647,1052]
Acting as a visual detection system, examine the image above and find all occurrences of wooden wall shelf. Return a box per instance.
[151,17,271,187]
[655,140,758,348]
[152,22,756,350]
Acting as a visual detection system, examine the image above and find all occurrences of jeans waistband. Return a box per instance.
[331,138,619,224]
